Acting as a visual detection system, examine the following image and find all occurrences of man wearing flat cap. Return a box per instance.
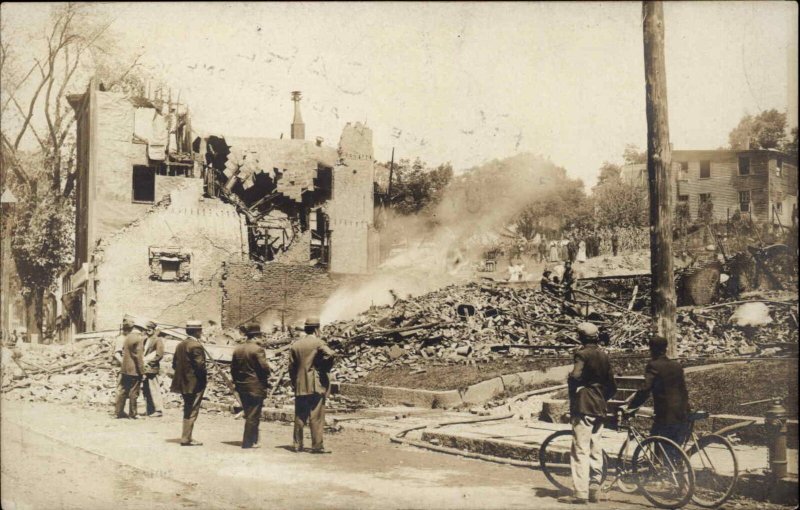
[142,320,164,417]
[289,316,336,453]
[560,322,617,505]
[114,316,146,419]
[231,323,272,449]
[171,320,207,446]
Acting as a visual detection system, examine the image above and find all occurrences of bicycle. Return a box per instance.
[539,407,696,509]
[680,410,739,508]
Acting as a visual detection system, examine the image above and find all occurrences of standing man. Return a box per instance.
[611,230,619,257]
[626,336,690,446]
[560,323,617,505]
[289,317,336,454]
[142,320,164,418]
[231,323,271,449]
[171,320,207,446]
[562,260,575,302]
[114,317,145,419]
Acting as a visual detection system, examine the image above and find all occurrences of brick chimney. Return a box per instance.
[291,91,305,140]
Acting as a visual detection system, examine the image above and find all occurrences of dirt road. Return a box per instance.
[1,399,650,510]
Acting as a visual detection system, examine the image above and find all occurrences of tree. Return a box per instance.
[390,158,453,216]
[728,109,788,150]
[597,161,621,186]
[514,177,592,237]
[780,126,798,157]
[622,144,647,165]
[593,178,648,228]
[1,4,143,338]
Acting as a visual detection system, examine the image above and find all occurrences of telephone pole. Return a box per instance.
[643,1,677,357]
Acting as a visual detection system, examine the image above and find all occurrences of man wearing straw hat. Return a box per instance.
[231,323,271,449]
[171,320,207,446]
[289,316,336,454]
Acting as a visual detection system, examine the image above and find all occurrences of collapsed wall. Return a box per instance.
[92,180,248,330]
[221,261,340,329]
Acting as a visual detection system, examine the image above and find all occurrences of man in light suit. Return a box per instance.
[142,320,164,417]
[289,317,336,454]
[231,323,271,449]
[114,317,146,419]
[171,320,207,446]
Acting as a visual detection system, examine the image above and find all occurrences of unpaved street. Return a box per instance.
[1,399,650,510]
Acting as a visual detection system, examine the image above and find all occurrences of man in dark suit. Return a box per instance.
[142,320,164,417]
[231,323,271,449]
[560,322,617,505]
[628,336,690,446]
[114,317,145,419]
[289,317,336,454]
[171,320,207,446]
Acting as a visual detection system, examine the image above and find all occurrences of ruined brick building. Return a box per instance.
[60,83,380,338]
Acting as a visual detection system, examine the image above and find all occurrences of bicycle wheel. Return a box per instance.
[615,437,639,494]
[631,436,695,509]
[686,434,738,508]
[539,429,608,493]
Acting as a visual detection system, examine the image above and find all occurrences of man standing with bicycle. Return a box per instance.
[626,335,690,446]
[560,322,617,505]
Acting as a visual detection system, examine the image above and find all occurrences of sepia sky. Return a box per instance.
[2,2,797,185]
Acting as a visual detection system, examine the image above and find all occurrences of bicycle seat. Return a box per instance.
[689,411,709,421]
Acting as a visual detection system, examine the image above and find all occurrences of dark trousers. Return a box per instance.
[239,392,265,448]
[181,391,204,443]
[651,422,689,447]
[114,374,141,417]
[294,393,325,450]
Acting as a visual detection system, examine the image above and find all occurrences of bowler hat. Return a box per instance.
[244,323,262,337]
[305,316,321,328]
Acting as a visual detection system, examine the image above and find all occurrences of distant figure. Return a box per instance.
[540,269,559,295]
[289,317,336,453]
[577,240,587,263]
[171,320,207,446]
[563,260,575,302]
[231,323,271,449]
[549,241,560,262]
[611,231,619,256]
[567,239,578,263]
[538,238,549,263]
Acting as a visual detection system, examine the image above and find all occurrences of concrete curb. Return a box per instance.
[332,363,572,409]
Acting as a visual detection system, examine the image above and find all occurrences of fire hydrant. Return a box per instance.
[765,399,788,479]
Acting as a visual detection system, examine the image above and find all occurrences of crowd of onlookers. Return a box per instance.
[502,226,649,265]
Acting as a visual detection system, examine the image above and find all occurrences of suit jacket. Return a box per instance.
[231,342,271,398]
[170,337,207,394]
[120,331,145,377]
[143,334,164,375]
[630,355,690,425]
[568,344,617,417]
[289,334,336,396]
[112,334,125,366]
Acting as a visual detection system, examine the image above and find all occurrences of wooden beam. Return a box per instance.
[643,1,677,357]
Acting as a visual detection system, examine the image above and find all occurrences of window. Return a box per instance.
[699,193,712,204]
[679,162,689,181]
[699,161,711,179]
[132,165,155,203]
[678,194,689,203]
[739,191,751,212]
[149,248,191,282]
[738,157,750,176]
[775,202,783,214]
[776,158,783,177]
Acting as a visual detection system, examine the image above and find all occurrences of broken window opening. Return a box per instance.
[132,165,156,203]
[149,248,191,282]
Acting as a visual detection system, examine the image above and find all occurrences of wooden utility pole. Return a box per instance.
[643,1,677,357]
[387,147,395,203]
